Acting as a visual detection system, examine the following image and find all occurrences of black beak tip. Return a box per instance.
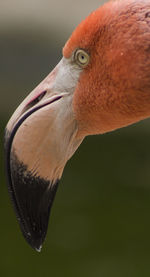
[35,246,42,253]
[25,234,43,252]
[4,132,59,251]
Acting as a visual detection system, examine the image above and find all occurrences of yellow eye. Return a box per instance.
[74,49,90,67]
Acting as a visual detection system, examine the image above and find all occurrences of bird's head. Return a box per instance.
[64,0,150,135]
[4,0,150,251]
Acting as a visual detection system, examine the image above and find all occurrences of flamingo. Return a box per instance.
[4,0,150,251]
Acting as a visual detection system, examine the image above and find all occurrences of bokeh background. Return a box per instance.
[1,0,150,276]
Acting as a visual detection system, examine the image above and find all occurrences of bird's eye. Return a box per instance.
[74,49,90,68]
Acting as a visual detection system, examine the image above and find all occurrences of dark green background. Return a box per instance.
[1,16,150,277]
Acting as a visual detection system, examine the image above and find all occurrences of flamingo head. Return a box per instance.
[64,0,150,135]
[4,0,150,251]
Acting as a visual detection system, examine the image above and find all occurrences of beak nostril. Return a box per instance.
[36,91,47,102]
[25,90,47,110]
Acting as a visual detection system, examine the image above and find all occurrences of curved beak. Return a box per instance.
[4,58,83,251]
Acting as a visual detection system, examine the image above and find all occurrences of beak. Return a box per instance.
[4,58,83,251]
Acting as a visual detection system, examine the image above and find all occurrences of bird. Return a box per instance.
[4,0,150,252]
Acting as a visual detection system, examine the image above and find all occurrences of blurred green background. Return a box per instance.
[1,0,150,276]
